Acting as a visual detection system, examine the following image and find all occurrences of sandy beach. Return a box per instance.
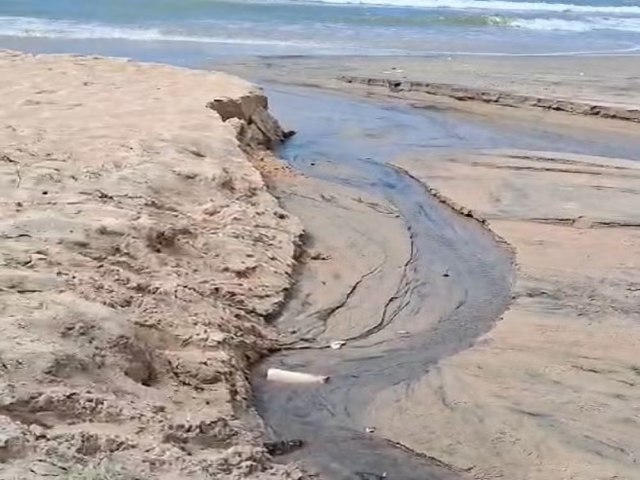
[1,45,640,480]
[0,51,305,479]
[387,150,640,479]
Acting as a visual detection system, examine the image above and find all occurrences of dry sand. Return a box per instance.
[0,51,306,480]
[374,150,640,480]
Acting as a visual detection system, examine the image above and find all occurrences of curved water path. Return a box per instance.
[252,87,640,479]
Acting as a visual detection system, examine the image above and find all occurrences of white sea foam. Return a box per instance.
[0,16,318,46]
[511,16,640,32]
[300,0,640,14]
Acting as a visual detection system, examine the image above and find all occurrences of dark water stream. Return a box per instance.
[252,86,640,479]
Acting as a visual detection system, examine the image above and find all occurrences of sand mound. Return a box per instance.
[0,51,303,479]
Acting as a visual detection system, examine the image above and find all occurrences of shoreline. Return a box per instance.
[339,75,640,123]
[215,54,640,137]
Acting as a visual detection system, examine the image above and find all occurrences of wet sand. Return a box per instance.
[392,150,640,479]
[234,60,640,479]
[216,55,640,129]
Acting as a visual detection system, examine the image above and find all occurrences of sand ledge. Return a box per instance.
[340,75,640,122]
[0,51,306,479]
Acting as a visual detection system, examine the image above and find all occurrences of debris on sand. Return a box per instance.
[267,368,330,384]
[265,439,305,456]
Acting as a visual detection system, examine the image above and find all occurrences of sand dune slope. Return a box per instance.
[0,51,303,479]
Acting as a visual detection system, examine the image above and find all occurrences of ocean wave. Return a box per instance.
[299,0,640,14]
[350,13,512,26]
[0,16,318,46]
[349,13,640,31]
[1,11,639,49]
[511,16,640,31]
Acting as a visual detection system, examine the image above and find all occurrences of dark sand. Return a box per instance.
[393,150,640,480]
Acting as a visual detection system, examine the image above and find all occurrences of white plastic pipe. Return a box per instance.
[266,368,330,384]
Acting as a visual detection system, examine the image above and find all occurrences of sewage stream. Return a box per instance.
[251,85,640,479]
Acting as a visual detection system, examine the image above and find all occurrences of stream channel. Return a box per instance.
[251,85,640,480]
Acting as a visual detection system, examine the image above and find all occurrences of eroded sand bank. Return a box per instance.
[390,151,640,480]
[0,51,305,479]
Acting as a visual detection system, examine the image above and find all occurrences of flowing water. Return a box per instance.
[251,86,640,478]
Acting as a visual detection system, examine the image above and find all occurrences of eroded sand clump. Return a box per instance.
[0,51,303,479]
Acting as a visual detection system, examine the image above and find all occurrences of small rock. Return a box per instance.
[365,427,376,434]
[330,340,346,350]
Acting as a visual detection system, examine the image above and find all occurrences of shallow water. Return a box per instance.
[252,85,640,478]
[266,85,640,163]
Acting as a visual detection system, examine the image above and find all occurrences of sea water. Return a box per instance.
[0,0,639,60]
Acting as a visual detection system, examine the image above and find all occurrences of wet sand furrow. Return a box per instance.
[245,83,637,479]
[230,74,640,479]
[282,263,385,348]
[346,237,417,343]
[254,155,514,479]
[339,75,640,123]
